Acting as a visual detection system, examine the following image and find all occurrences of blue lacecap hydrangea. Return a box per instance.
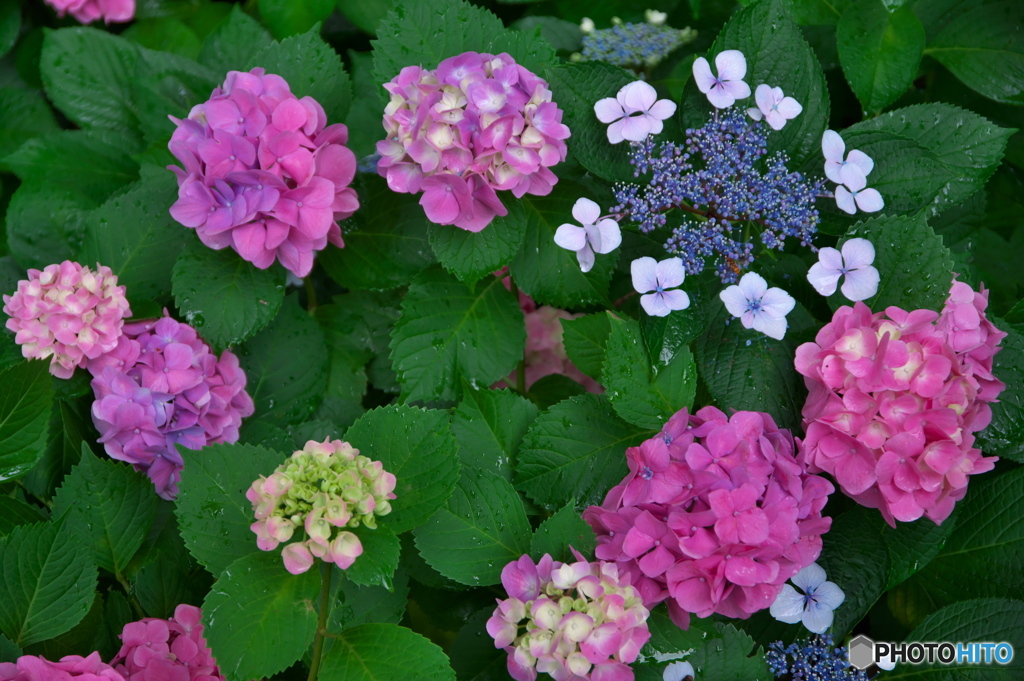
[766,635,873,681]
[581,22,688,68]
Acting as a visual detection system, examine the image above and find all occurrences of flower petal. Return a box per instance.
[592,218,622,254]
[706,86,736,109]
[647,99,678,121]
[620,81,658,113]
[641,292,671,317]
[572,197,601,226]
[719,284,750,318]
[715,49,747,81]
[838,162,867,190]
[812,581,846,610]
[760,287,796,317]
[577,245,596,273]
[660,288,691,312]
[754,83,773,115]
[791,563,827,593]
[721,79,751,102]
[554,224,587,252]
[841,265,880,301]
[619,115,653,142]
[807,262,842,296]
[747,107,764,121]
[769,585,806,624]
[737,272,768,301]
[692,57,716,93]
[655,257,686,289]
[846,149,874,177]
[752,312,787,340]
[854,188,885,213]
[834,185,857,215]
[594,98,625,124]
[606,119,626,144]
[631,256,659,294]
[821,130,845,165]
[841,238,875,270]
[801,601,835,634]
[777,96,803,119]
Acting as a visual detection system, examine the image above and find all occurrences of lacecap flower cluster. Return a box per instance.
[584,407,834,628]
[377,51,570,232]
[169,68,359,277]
[248,439,397,575]
[43,0,134,24]
[579,18,695,69]
[487,553,650,681]
[796,279,1005,526]
[88,315,254,500]
[3,261,131,379]
[111,605,222,681]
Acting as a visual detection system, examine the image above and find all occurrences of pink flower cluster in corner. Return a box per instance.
[88,315,254,500]
[796,280,1006,526]
[247,439,397,575]
[0,652,125,681]
[487,553,650,681]
[111,604,223,681]
[43,0,134,24]
[584,407,834,629]
[377,52,570,232]
[3,261,131,379]
[169,68,359,277]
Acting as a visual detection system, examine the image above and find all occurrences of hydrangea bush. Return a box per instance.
[1,1,1023,681]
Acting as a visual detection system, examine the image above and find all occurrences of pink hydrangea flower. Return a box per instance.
[594,81,677,144]
[168,68,359,277]
[487,553,651,681]
[88,314,254,500]
[377,52,570,232]
[3,261,131,379]
[795,279,1005,526]
[0,652,125,681]
[247,439,397,575]
[43,0,134,24]
[111,604,223,681]
[583,407,834,629]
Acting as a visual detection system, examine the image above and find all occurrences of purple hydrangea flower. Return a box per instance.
[594,81,677,144]
[719,272,795,340]
[631,257,690,317]
[692,50,751,109]
[806,238,880,301]
[769,563,845,634]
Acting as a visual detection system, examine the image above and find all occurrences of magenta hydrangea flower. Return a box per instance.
[795,279,1005,526]
[377,52,570,232]
[0,652,125,681]
[487,553,651,681]
[43,0,134,24]
[583,407,834,630]
[111,604,223,681]
[3,261,131,379]
[168,68,359,277]
[88,314,254,500]
[247,439,397,575]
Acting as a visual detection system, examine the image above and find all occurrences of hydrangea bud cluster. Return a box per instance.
[766,635,870,681]
[43,0,134,24]
[111,605,223,681]
[579,20,696,69]
[0,652,125,681]
[613,108,824,282]
[377,52,570,232]
[88,315,254,500]
[168,68,359,277]
[486,553,651,681]
[795,280,1005,526]
[3,261,131,379]
[247,439,397,575]
[583,406,834,629]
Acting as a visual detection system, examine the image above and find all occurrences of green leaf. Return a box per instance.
[202,552,320,681]
[174,442,285,576]
[782,0,852,25]
[52,448,159,576]
[448,608,507,681]
[344,405,462,534]
[345,526,401,590]
[198,6,274,72]
[428,215,527,285]
[602,314,696,430]
[544,62,638,183]
[414,467,532,586]
[0,1,19,60]
[0,633,20,663]
[642,611,770,681]
[924,0,1024,105]
[337,0,395,35]
[516,394,651,509]
[882,510,960,589]
[844,213,953,312]
[247,25,351,121]
[389,268,525,404]
[78,175,188,303]
[134,517,209,619]
[0,361,54,483]
[694,298,805,429]
[257,0,335,40]
[530,499,596,563]
[238,294,329,426]
[319,623,456,681]
[332,570,410,631]
[817,507,890,637]
[508,187,618,309]
[172,236,286,350]
[22,400,90,501]
[450,387,539,482]
[837,0,925,113]
[0,519,97,648]
[562,313,612,382]
[0,497,45,537]
[319,176,436,291]
[511,17,582,52]
[4,185,89,270]
[122,18,202,59]
[976,322,1024,461]
[0,88,59,167]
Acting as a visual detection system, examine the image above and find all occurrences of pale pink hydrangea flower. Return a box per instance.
[821,130,884,215]
[377,52,569,232]
[88,314,254,500]
[43,0,134,24]
[631,256,690,317]
[0,652,125,681]
[487,552,651,681]
[247,439,397,575]
[3,261,131,379]
[692,50,751,109]
[111,604,223,681]
[747,84,802,130]
[719,272,795,340]
[553,198,622,273]
[584,407,834,630]
[594,81,677,144]
[169,68,359,277]
[806,238,880,302]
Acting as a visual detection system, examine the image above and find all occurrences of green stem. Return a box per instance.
[307,563,333,681]
[507,277,527,394]
[116,573,146,619]
[304,276,319,313]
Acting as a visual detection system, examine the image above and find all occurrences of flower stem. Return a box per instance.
[307,563,333,681]
[304,276,319,313]
[507,277,528,394]
[115,572,146,619]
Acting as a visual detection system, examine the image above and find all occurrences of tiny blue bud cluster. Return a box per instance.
[612,108,825,282]
[581,22,691,68]
[766,635,872,681]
